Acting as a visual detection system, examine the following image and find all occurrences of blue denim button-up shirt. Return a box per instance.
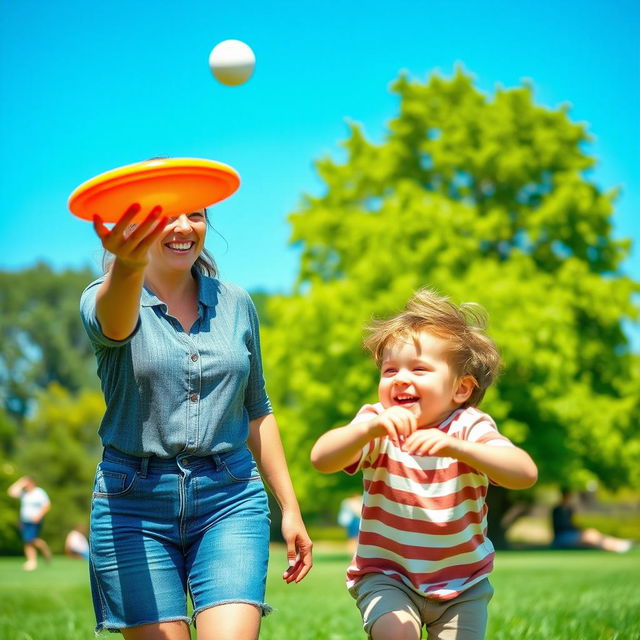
[80,271,272,458]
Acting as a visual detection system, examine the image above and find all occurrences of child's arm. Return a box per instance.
[404,430,538,489]
[33,501,51,524]
[7,476,28,498]
[311,406,417,474]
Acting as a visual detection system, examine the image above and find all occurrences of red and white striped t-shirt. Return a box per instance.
[344,403,514,601]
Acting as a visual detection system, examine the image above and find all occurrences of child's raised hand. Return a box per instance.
[404,428,459,457]
[368,406,417,447]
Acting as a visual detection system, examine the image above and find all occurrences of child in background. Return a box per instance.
[311,288,538,640]
[338,493,363,555]
[7,476,52,571]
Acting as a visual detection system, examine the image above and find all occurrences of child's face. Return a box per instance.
[378,332,470,428]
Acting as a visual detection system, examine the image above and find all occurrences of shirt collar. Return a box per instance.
[140,268,219,309]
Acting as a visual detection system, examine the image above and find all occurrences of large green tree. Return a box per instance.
[262,70,640,546]
[0,263,98,421]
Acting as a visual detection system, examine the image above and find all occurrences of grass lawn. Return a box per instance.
[0,546,638,639]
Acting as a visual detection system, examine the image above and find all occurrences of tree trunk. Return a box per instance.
[267,492,284,542]
[486,485,513,550]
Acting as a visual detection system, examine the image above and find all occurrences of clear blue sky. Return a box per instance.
[1,0,638,294]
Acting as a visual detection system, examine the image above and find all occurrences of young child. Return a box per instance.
[310,289,537,640]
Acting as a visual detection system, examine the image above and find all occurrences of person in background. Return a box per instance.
[7,475,52,571]
[338,493,363,555]
[551,488,632,553]
[65,524,90,560]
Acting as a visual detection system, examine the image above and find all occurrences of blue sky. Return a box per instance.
[1,0,638,295]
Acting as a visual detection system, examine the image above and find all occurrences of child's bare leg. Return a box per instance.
[371,611,421,640]
[23,544,37,570]
[33,537,52,561]
[426,578,493,640]
[581,528,631,552]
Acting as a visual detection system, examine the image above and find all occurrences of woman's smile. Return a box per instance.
[164,240,195,253]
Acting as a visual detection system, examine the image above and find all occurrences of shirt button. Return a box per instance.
[190,393,198,403]
[191,354,198,362]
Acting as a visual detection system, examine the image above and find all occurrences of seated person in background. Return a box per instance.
[65,525,89,560]
[551,488,632,553]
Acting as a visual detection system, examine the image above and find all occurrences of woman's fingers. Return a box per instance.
[282,540,313,583]
[92,204,140,245]
[124,205,164,241]
[128,208,167,253]
[109,202,142,235]
[92,214,109,240]
[92,205,166,268]
[281,527,313,584]
[293,543,313,583]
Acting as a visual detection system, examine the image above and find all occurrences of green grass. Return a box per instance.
[0,547,638,639]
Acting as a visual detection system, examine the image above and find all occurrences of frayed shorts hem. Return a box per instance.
[94,599,273,634]
[193,599,273,620]
[95,616,192,635]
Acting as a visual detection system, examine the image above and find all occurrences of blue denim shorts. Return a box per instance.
[89,446,271,633]
[552,530,582,548]
[20,521,43,543]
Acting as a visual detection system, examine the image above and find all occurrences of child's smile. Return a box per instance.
[392,392,420,408]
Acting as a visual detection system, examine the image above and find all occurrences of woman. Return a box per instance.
[81,202,312,639]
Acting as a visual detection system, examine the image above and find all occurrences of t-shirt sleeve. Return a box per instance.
[80,278,141,348]
[243,292,272,420]
[343,403,384,475]
[457,409,515,448]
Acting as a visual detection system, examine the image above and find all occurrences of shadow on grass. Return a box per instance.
[501,542,621,552]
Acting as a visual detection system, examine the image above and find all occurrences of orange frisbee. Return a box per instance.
[68,157,240,223]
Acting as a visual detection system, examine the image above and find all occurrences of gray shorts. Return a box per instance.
[349,573,493,639]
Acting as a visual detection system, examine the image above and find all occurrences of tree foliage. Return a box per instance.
[1,384,104,552]
[0,263,99,421]
[262,70,640,534]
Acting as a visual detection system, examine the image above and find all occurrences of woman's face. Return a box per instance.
[147,209,207,272]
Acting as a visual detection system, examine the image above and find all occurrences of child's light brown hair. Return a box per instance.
[364,288,501,407]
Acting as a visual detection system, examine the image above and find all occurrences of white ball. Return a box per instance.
[208,40,255,86]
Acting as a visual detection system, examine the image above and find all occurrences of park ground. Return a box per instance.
[0,545,638,640]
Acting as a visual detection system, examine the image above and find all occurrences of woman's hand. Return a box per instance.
[93,203,167,271]
[280,510,313,584]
